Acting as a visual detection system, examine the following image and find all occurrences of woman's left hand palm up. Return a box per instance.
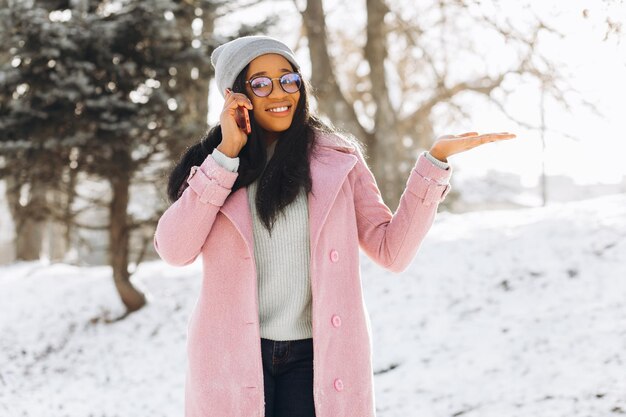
[430,131,518,162]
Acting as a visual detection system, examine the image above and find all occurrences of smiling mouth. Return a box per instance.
[266,105,292,116]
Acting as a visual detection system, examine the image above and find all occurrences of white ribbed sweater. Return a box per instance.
[210,140,449,341]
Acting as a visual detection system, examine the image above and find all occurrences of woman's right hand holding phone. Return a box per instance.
[218,88,253,157]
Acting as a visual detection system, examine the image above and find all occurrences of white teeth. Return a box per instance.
[268,106,289,113]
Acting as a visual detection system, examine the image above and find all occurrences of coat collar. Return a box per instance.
[219,132,358,258]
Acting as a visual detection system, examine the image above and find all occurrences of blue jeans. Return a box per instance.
[261,337,316,417]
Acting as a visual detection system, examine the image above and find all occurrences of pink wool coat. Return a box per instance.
[153,131,453,417]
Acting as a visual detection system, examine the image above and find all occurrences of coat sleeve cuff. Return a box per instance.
[406,152,453,206]
[423,150,450,170]
[211,148,240,172]
[186,154,239,206]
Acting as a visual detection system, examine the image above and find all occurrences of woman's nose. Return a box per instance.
[268,79,287,98]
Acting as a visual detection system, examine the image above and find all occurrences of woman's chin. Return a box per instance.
[260,122,292,134]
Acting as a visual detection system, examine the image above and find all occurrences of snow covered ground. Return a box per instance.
[1,193,624,417]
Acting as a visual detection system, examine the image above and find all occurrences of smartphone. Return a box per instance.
[235,106,251,135]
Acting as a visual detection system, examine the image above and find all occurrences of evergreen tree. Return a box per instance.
[0,0,209,313]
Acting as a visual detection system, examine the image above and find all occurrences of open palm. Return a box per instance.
[430,131,517,162]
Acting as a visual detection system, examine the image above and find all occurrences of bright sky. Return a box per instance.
[208,0,626,187]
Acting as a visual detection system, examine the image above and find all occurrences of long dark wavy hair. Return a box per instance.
[166,61,354,235]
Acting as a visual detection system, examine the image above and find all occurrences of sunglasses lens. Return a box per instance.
[250,77,272,97]
[281,73,302,93]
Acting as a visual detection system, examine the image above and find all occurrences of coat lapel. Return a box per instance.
[218,185,253,255]
[307,138,358,255]
[219,132,358,258]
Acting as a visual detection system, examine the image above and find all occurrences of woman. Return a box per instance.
[153,35,516,417]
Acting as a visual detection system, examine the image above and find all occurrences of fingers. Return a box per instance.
[224,88,253,111]
[436,131,517,157]
[225,94,253,111]
[457,131,514,138]
[448,132,515,150]
[471,132,516,146]
[462,132,515,139]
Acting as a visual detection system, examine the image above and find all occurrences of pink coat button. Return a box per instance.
[330,250,339,262]
[331,315,342,327]
[334,378,344,391]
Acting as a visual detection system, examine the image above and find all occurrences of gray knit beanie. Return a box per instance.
[210,35,301,98]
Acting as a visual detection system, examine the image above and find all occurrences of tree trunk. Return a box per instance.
[169,2,219,160]
[302,0,412,208]
[6,177,47,261]
[540,81,547,206]
[46,187,69,262]
[109,149,146,312]
[364,0,403,210]
[301,0,373,146]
